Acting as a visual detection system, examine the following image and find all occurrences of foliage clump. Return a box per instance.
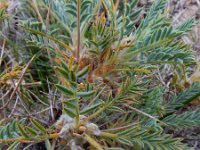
[0,0,200,149]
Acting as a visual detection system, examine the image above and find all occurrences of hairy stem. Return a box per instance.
[77,0,81,62]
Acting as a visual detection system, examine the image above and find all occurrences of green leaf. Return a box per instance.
[64,108,76,118]
[77,90,95,97]
[63,98,77,109]
[130,0,139,9]
[30,119,46,133]
[77,66,89,78]
[55,66,69,79]
[118,127,137,136]
[45,140,52,150]
[163,110,200,128]
[56,84,74,96]
[130,8,142,19]
[118,137,133,146]
[7,141,20,150]
[81,102,102,114]
[6,124,11,138]
[175,18,196,34]
[165,83,200,114]
[70,71,77,82]
[61,60,70,73]
[17,123,29,138]
[26,127,38,136]
[11,120,17,133]
[108,106,125,113]
[106,148,125,150]
[0,128,5,139]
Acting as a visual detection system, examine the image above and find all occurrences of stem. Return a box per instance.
[75,97,80,127]
[124,104,167,126]
[99,132,118,139]
[87,105,106,120]
[115,0,120,11]
[0,133,59,144]
[77,0,81,62]
[88,98,114,120]
[83,134,103,150]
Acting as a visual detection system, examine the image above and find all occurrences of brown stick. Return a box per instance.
[77,0,81,62]
[115,0,120,11]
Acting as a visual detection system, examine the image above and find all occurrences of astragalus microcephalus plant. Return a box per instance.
[0,0,200,149]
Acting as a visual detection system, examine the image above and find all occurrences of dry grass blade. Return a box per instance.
[31,0,44,24]
[0,39,6,66]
